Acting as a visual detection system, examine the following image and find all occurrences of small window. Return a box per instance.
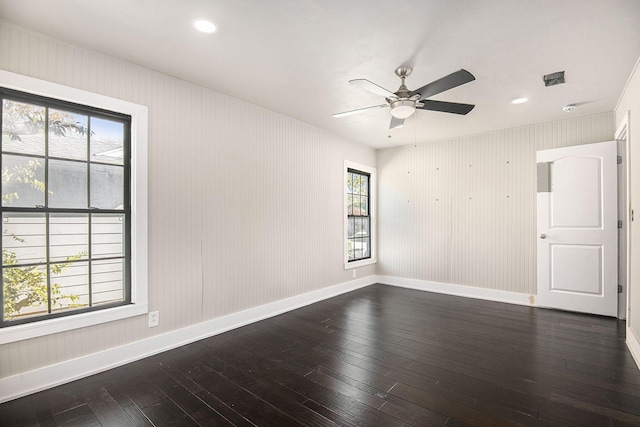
[344,161,376,268]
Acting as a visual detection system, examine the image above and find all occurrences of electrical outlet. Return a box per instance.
[148,311,159,328]
[352,269,357,278]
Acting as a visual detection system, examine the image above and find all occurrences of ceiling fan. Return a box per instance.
[333,67,476,130]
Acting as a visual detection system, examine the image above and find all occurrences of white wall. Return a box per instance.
[616,58,640,336]
[0,21,376,379]
[377,113,615,295]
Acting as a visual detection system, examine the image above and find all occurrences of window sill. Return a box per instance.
[345,257,377,270]
[0,303,148,344]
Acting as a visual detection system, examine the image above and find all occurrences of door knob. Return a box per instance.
[539,234,546,239]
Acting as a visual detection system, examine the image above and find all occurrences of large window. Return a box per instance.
[1,88,130,326]
[344,161,376,268]
[0,70,147,344]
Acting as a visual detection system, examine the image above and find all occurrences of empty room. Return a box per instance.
[2,1,640,426]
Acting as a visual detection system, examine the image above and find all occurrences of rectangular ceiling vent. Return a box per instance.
[543,71,565,87]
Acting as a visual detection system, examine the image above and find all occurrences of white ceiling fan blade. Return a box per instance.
[349,79,396,98]
[332,104,388,118]
[390,116,404,129]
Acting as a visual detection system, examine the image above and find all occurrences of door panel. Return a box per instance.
[551,157,602,228]
[550,244,602,294]
[537,141,617,316]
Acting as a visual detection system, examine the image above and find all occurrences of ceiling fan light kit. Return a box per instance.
[334,66,476,132]
[390,100,416,119]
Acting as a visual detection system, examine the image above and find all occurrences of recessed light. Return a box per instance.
[193,19,217,33]
[511,97,528,105]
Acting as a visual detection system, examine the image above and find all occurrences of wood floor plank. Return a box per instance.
[0,396,40,427]
[85,387,136,427]
[388,382,520,427]
[102,384,154,426]
[53,404,101,427]
[549,391,640,425]
[193,390,255,427]
[197,353,340,427]
[186,361,306,427]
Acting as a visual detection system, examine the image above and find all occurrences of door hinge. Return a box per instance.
[619,284,623,294]
[618,220,623,229]
[617,156,623,164]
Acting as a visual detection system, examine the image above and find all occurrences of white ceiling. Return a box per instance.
[1,0,639,149]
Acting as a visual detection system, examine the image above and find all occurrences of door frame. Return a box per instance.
[618,112,631,320]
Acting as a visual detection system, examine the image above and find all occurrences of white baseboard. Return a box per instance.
[0,275,376,404]
[378,275,534,306]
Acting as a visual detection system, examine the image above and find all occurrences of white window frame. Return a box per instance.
[0,70,148,344]
[344,160,376,269]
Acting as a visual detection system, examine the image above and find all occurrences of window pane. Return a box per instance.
[353,237,365,259]
[92,214,124,258]
[361,176,368,196]
[347,172,354,194]
[353,174,361,194]
[352,193,362,215]
[357,237,364,252]
[2,99,45,156]
[48,109,88,161]
[2,213,46,265]
[359,196,368,216]
[90,164,124,209]
[90,117,124,165]
[2,154,45,208]
[48,159,87,208]
[347,217,355,239]
[361,217,370,237]
[50,261,89,312]
[355,217,363,235]
[49,214,88,262]
[3,264,48,321]
[362,237,370,258]
[92,258,124,306]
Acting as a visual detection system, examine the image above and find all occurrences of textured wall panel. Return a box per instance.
[0,21,375,378]
[378,112,615,295]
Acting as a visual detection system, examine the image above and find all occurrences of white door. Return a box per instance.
[537,141,618,316]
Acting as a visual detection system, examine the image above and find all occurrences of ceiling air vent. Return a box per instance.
[543,71,565,87]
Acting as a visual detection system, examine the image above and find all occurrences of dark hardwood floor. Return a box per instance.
[2,284,640,426]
